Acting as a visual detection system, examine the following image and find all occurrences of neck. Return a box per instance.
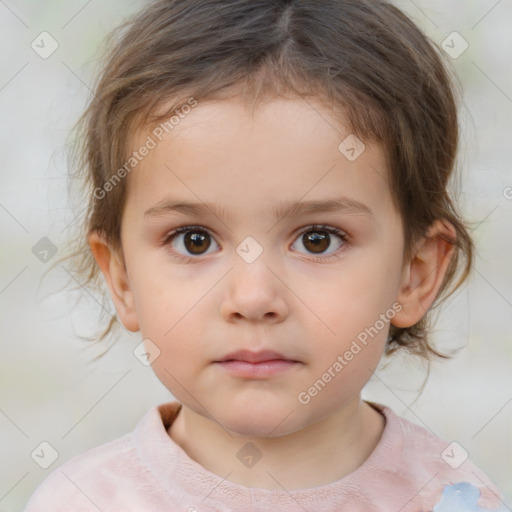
[167,398,385,490]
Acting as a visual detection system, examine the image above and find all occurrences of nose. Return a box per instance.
[220,252,289,324]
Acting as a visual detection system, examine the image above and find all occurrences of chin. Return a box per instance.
[224,420,289,438]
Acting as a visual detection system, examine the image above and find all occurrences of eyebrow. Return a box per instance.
[144,197,373,221]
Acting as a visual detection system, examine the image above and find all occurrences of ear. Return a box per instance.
[88,231,139,332]
[391,220,456,328]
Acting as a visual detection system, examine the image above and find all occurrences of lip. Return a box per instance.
[215,359,299,378]
[216,349,295,363]
[214,350,300,379]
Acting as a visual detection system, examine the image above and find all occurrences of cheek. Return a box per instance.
[126,254,205,337]
[302,253,401,388]
[313,258,401,335]
[130,271,213,365]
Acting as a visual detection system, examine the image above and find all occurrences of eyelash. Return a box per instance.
[163,224,348,263]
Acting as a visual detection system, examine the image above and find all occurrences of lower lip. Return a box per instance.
[215,360,298,378]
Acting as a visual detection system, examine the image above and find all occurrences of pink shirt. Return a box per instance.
[24,401,505,511]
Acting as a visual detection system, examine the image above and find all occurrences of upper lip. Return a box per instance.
[216,349,295,363]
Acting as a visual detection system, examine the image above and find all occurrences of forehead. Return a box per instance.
[124,96,393,223]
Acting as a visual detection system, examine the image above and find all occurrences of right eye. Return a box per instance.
[163,225,220,261]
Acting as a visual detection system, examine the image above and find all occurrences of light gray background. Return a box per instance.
[1,1,511,510]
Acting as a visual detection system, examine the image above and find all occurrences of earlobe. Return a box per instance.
[88,232,140,332]
[391,220,456,328]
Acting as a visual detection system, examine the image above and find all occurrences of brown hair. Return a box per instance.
[67,0,473,359]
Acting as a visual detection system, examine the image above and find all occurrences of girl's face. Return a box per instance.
[109,97,408,436]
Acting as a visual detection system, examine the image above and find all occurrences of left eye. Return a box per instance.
[164,226,219,257]
[291,225,347,256]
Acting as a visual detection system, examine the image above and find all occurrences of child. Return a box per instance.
[24,0,506,510]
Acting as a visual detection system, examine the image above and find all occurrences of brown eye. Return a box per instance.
[184,231,211,254]
[291,225,346,258]
[165,226,218,258]
[302,231,330,254]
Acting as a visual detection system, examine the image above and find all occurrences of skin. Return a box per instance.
[89,96,455,490]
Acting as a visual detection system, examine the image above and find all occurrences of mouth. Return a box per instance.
[214,350,301,379]
[216,349,297,364]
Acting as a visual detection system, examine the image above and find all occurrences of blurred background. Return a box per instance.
[1,0,511,510]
